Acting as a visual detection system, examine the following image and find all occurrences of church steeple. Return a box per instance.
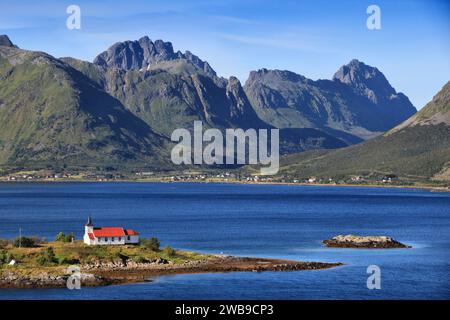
[85,216,93,226]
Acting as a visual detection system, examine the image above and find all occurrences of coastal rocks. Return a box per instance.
[0,271,107,288]
[0,256,344,289]
[82,257,172,270]
[323,235,411,249]
[252,262,342,272]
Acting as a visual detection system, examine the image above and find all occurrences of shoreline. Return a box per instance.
[0,256,343,289]
[0,178,448,193]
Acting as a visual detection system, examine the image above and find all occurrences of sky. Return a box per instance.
[0,0,449,109]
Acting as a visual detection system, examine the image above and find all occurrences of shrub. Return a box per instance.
[140,237,160,251]
[65,233,75,242]
[0,239,10,249]
[56,255,68,265]
[55,232,75,242]
[55,232,66,242]
[36,247,56,266]
[0,251,12,264]
[133,256,148,263]
[13,236,39,248]
[162,246,175,256]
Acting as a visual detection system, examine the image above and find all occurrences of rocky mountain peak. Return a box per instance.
[247,68,306,84]
[333,59,398,104]
[93,35,216,77]
[0,35,17,48]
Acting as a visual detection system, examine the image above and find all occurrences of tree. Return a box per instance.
[65,233,75,242]
[55,232,75,242]
[55,232,66,242]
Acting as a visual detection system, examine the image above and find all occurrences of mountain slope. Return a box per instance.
[390,81,450,132]
[64,46,348,154]
[86,37,268,133]
[0,44,168,168]
[277,81,450,183]
[72,37,417,152]
[244,60,416,142]
[62,57,268,135]
[0,35,423,171]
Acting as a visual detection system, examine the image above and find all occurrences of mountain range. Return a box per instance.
[0,34,424,172]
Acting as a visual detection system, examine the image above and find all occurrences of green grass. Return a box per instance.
[0,240,212,278]
[272,124,450,185]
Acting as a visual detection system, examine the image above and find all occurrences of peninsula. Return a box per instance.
[0,240,342,289]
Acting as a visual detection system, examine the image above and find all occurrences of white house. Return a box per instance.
[83,217,140,245]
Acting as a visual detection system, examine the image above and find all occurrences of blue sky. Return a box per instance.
[0,0,448,109]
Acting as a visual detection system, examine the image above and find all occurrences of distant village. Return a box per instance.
[0,168,402,186]
[162,172,400,185]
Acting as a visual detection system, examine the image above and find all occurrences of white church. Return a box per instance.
[83,217,140,245]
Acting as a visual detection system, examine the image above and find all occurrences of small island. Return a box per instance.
[323,235,411,249]
[0,236,342,289]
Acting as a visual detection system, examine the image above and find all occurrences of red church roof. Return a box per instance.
[91,227,139,238]
[125,229,139,236]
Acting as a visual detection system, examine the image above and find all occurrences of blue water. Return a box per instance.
[0,182,449,300]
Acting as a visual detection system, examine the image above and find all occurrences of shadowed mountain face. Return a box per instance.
[244,60,416,141]
[333,59,417,128]
[90,36,271,135]
[63,56,345,155]
[62,57,267,134]
[277,81,450,182]
[92,37,415,144]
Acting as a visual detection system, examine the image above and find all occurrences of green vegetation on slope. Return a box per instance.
[0,239,210,273]
[273,81,450,185]
[278,124,449,183]
[0,46,169,169]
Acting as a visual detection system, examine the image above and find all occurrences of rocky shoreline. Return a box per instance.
[323,235,411,249]
[0,256,343,289]
[0,271,109,289]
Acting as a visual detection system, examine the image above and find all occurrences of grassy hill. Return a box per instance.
[274,81,450,185]
[0,45,169,170]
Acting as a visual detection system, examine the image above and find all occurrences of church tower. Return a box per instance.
[85,216,94,232]
[83,216,94,244]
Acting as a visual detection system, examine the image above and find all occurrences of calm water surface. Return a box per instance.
[0,182,448,299]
